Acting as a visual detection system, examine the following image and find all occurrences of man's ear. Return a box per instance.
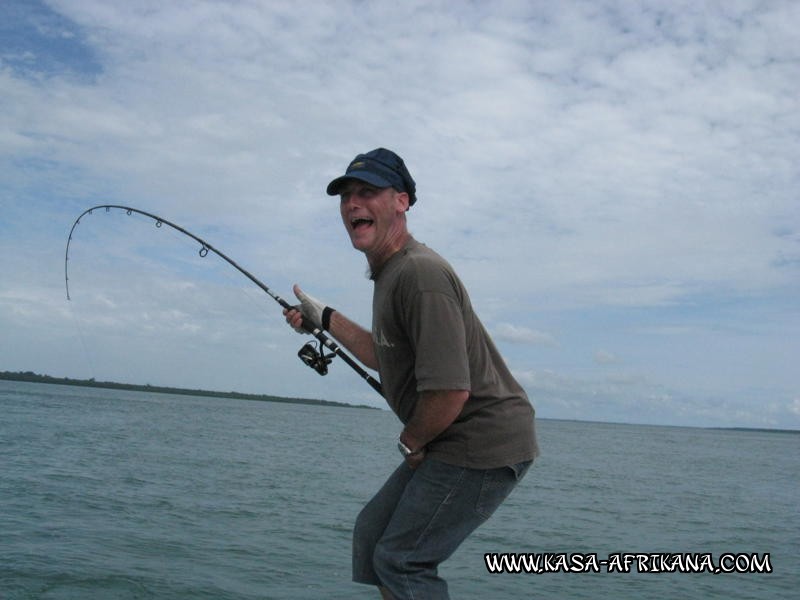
[395,191,410,213]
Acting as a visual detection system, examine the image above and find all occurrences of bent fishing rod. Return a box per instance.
[65,204,383,397]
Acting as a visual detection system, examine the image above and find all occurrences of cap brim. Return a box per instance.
[326,171,394,196]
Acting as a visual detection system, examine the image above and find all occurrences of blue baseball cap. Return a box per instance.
[326,148,417,206]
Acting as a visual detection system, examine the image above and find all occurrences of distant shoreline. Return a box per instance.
[0,370,378,410]
[3,372,797,433]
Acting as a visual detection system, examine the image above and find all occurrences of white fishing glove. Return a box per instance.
[293,285,335,331]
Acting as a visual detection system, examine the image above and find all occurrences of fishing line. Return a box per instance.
[67,299,98,383]
[65,205,383,397]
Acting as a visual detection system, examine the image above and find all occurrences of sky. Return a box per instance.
[1,0,798,429]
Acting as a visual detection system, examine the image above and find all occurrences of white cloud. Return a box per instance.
[493,323,557,346]
[593,350,618,365]
[789,397,800,418]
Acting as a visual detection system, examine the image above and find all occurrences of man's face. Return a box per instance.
[339,181,408,258]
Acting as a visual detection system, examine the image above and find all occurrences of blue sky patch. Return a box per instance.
[0,0,102,80]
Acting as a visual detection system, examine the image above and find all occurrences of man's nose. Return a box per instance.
[341,193,361,209]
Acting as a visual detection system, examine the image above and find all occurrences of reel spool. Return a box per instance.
[297,341,335,376]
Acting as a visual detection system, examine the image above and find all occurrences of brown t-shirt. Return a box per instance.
[372,238,539,468]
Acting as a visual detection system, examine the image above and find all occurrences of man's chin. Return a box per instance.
[348,232,373,253]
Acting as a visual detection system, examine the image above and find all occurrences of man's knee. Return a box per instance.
[352,505,370,545]
[372,538,406,584]
[352,507,384,585]
[373,539,449,600]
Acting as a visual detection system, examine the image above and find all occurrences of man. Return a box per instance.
[284,148,538,599]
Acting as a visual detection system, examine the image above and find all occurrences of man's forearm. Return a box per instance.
[328,311,378,371]
[400,389,469,451]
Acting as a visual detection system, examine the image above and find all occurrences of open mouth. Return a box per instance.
[351,217,374,230]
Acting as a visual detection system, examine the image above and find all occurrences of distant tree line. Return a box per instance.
[0,370,376,410]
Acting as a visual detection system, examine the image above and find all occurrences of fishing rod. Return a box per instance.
[65,204,383,397]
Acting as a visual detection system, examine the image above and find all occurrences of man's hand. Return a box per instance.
[282,284,333,333]
[399,431,428,469]
[404,447,426,469]
[399,390,469,469]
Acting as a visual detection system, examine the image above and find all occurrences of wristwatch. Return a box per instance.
[397,438,422,457]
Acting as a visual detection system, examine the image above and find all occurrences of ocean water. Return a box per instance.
[1,380,797,599]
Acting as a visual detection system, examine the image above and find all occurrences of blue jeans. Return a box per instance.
[353,457,532,599]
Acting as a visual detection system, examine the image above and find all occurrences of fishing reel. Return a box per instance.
[298,340,335,376]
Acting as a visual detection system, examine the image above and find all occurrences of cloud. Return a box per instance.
[789,398,800,418]
[593,350,618,365]
[514,367,798,429]
[493,323,557,346]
